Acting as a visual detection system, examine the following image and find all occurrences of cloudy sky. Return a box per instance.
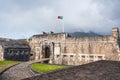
[0,0,120,39]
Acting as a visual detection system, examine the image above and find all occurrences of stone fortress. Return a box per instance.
[0,27,120,65]
[29,27,120,65]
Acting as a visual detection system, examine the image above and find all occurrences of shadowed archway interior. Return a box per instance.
[42,45,51,58]
[45,47,50,58]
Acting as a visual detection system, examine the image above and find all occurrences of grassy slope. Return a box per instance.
[0,60,19,72]
[32,63,69,73]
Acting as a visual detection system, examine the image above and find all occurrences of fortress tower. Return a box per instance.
[112,27,119,38]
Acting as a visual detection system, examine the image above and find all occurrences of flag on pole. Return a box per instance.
[58,16,63,19]
[57,16,64,32]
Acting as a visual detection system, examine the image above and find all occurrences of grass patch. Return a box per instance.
[0,60,19,72]
[32,63,69,73]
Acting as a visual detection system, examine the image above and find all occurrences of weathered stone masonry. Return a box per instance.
[29,27,120,65]
[0,27,120,65]
[0,39,30,61]
[0,45,3,60]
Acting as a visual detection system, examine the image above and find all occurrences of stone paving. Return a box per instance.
[23,60,120,80]
[1,60,120,80]
[0,58,49,80]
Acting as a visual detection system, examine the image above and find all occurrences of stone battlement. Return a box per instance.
[0,27,120,65]
[29,27,120,65]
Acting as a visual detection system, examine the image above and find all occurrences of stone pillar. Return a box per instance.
[112,27,119,39]
[0,52,4,61]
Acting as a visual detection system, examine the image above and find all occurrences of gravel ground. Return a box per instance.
[23,60,120,80]
[0,59,49,80]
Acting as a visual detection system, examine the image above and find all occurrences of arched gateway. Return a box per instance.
[38,40,54,63]
[42,45,50,58]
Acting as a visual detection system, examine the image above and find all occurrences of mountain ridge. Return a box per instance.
[68,31,102,37]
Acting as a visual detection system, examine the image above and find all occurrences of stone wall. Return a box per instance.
[118,53,120,61]
[0,39,30,61]
[53,42,119,65]
[64,36,119,59]
[29,33,67,61]
[29,27,120,65]
[0,45,4,60]
[4,48,30,61]
[54,53,105,65]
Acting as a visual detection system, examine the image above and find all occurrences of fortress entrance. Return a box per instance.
[42,45,51,63]
[40,41,54,63]
[45,47,50,58]
[42,45,51,58]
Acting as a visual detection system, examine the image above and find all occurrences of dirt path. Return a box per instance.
[0,58,49,80]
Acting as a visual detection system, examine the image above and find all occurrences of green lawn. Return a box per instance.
[32,63,69,73]
[0,60,19,72]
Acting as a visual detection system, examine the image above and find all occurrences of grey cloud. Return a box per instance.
[93,0,120,20]
[0,0,119,39]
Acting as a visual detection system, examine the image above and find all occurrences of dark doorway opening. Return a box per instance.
[45,47,50,58]
[42,46,50,63]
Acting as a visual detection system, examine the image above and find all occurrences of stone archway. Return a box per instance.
[39,40,54,63]
[42,46,50,58]
[45,46,50,58]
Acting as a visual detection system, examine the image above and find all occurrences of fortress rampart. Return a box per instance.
[29,27,120,65]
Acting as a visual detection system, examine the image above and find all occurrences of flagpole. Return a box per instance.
[58,16,65,64]
[58,16,64,33]
[62,19,64,33]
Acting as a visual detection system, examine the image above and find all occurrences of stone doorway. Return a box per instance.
[42,45,51,58]
[40,41,54,63]
[45,46,50,58]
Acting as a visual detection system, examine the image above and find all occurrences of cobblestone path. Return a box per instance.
[0,58,49,80]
